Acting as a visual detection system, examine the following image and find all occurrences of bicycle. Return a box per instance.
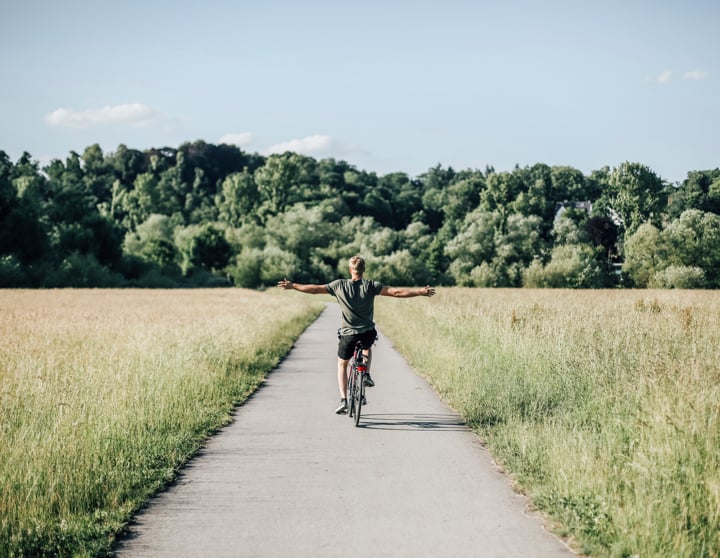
[346,341,367,427]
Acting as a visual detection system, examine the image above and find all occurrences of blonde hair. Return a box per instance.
[349,256,365,274]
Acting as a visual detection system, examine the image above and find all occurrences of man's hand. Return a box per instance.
[421,285,436,297]
[277,278,293,290]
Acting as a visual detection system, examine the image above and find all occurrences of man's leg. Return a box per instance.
[363,348,372,372]
[337,357,349,399]
[359,330,377,387]
[335,357,350,414]
[362,347,375,387]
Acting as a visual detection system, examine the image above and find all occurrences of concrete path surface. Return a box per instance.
[114,304,574,558]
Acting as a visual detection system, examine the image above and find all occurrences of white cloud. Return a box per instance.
[214,132,373,165]
[218,132,254,146]
[656,70,672,84]
[44,103,157,128]
[683,69,709,80]
[265,134,368,159]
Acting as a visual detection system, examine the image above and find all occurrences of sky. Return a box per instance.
[1,0,718,184]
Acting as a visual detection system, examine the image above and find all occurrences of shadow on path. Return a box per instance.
[355,413,467,431]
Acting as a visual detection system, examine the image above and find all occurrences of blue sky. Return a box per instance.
[1,0,718,184]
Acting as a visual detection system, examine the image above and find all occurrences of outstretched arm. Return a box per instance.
[277,278,328,295]
[380,285,436,298]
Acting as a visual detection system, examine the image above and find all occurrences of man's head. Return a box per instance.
[349,255,365,277]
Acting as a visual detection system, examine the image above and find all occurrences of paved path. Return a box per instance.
[114,304,573,558]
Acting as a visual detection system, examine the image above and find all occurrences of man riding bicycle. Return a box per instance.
[277,256,435,414]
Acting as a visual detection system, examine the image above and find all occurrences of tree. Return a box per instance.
[493,213,545,286]
[624,210,720,288]
[174,223,232,275]
[557,209,589,244]
[445,210,501,267]
[216,170,260,227]
[523,243,604,288]
[622,223,667,287]
[82,144,113,204]
[417,165,457,230]
[314,158,357,214]
[367,249,432,285]
[38,153,123,272]
[115,172,161,230]
[4,140,719,289]
[375,172,423,228]
[0,153,48,270]
[237,245,300,286]
[550,165,587,202]
[584,215,619,263]
[109,144,147,185]
[0,153,24,263]
[480,170,526,216]
[442,173,483,223]
[179,140,264,194]
[445,210,503,286]
[667,169,720,218]
[263,203,335,281]
[123,214,178,270]
[254,153,317,218]
[604,162,668,236]
[155,151,190,218]
[662,209,720,286]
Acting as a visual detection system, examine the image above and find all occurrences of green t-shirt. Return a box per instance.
[325,278,385,335]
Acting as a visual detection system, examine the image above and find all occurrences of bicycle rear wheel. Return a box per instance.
[353,375,364,426]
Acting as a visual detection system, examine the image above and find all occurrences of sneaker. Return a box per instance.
[363,373,375,387]
[361,395,367,406]
[335,399,347,414]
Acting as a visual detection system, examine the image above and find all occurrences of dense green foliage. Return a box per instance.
[1,142,718,288]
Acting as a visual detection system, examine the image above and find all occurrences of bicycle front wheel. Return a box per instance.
[347,366,356,419]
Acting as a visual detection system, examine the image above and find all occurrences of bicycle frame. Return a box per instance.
[347,342,366,426]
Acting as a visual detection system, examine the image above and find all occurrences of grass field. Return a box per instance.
[4,288,719,557]
[0,289,324,557]
[375,288,720,557]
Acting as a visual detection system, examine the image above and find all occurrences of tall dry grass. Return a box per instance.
[0,289,323,557]
[376,288,720,557]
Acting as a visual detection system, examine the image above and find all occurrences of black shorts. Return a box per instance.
[337,329,378,360]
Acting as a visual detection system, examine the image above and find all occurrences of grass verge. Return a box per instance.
[375,288,720,557]
[0,288,323,557]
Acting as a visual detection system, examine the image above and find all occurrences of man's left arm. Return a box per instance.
[380,285,435,298]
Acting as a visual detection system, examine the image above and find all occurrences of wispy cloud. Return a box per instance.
[44,103,158,128]
[264,134,369,159]
[656,70,673,84]
[683,69,709,80]
[218,132,254,146]
[648,69,709,84]
[215,132,372,165]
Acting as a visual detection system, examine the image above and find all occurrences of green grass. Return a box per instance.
[375,288,720,557]
[0,288,324,557]
[6,287,719,557]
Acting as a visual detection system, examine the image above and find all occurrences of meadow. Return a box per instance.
[0,289,324,557]
[3,288,719,557]
[375,288,720,557]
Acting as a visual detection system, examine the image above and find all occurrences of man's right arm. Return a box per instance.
[277,278,328,295]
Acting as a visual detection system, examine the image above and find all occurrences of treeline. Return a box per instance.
[1,141,719,288]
